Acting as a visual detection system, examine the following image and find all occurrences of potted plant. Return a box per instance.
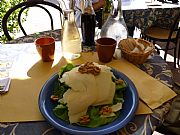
[103,0,112,23]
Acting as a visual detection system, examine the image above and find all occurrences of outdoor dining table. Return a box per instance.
[0,27,177,135]
[0,1,179,134]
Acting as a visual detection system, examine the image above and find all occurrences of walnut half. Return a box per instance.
[78,62,101,76]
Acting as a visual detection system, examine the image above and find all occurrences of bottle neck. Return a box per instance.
[110,0,123,20]
[63,0,75,22]
[63,9,75,22]
[82,0,95,15]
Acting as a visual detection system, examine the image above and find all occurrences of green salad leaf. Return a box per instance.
[116,83,126,91]
[53,81,70,99]
[53,63,75,98]
[76,106,118,128]
[59,63,75,77]
[115,83,126,103]
[53,104,69,122]
[113,90,124,104]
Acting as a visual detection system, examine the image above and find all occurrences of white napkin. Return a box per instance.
[113,49,122,59]
[0,77,11,94]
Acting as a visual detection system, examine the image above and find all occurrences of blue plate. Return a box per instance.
[38,68,139,135]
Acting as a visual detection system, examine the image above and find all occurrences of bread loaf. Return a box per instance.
[119,38,153,54]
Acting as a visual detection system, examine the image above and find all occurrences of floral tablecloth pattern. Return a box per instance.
[124,7,180,33]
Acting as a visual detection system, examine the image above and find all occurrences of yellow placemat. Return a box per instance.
[107,59,177,109]
[0,47,176,122]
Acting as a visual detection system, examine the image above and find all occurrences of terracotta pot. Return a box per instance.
[35,37,55,62]
[96,37,116,63]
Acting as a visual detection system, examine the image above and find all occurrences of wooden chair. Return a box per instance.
[142,12,180,68]
[2,0,63,41]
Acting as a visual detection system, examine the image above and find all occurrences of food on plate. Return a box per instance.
[50,62,126,127]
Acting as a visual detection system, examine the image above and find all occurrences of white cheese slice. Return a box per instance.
[62,63,116,123]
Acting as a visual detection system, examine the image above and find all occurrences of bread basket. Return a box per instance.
[119,38,154,64]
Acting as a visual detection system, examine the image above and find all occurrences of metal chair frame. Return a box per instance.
[178,41,180,67]
[142,12,180,68]
[2,0,63,41]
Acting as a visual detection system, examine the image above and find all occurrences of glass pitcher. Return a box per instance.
[61,0,82,60]
[100,0,128,45]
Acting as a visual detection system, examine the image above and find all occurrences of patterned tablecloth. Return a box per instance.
[123,3,180,35]
[0,27,176,135]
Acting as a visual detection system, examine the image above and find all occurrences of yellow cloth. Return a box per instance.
[0,44,176,122]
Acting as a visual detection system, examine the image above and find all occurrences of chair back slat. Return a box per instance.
[168,12,180,41]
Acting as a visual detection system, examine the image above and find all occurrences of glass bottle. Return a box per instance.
[61,1,82,60]
[100,0,128,45]
[81,0,96,48]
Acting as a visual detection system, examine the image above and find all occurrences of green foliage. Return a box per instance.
[0,0,28,43]
[104,0,112,13]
